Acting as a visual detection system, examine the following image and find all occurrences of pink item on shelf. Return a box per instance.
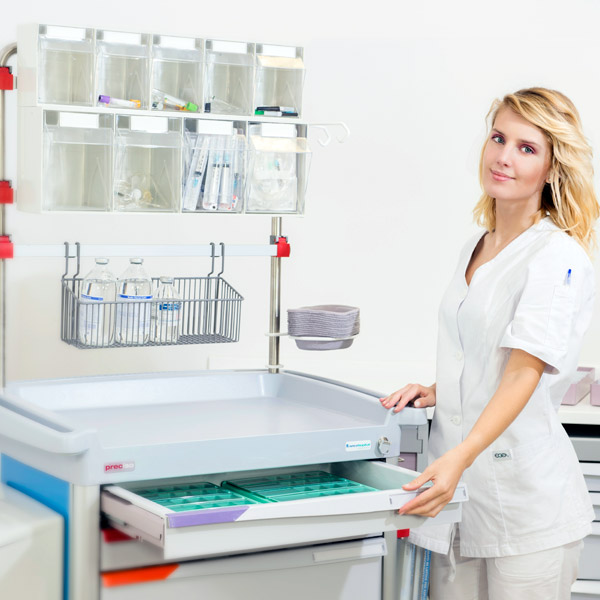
[590,380,600,407]
[561,367,595,406]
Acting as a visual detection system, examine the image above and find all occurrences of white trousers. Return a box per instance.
[429,530,583,600]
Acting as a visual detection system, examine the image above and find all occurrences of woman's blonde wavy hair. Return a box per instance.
[473,87,599,253]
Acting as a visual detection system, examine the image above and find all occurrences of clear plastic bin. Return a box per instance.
[151,35,203,114]
[246,123,311,214]
[43,111,113,211]
[95,30,151,110]
[182,119,246,213]
[254,44,305,118]
[203,40,254,116]
[113,115,182,212]
[38,25,95,106]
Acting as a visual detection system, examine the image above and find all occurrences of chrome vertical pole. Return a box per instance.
[268,216,282,373]
[0,43,16,389]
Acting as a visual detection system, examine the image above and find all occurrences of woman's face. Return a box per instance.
[482,107,552,208]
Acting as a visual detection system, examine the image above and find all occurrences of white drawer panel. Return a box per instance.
[572,579,600,599]
[101,537,385,600]
[579,522,600,581]
[582,463,600,493]
[592,492,600,522]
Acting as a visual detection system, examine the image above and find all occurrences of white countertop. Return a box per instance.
[558,394,600,426]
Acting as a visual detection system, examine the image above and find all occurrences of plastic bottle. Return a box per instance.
[78,258,117,347]
[151,276,182,343]
[115,258,153,344]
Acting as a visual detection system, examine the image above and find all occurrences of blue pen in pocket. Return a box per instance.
[565,268,572,286]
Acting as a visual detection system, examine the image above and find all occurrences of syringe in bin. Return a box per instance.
[98,95,141,109]
[183,132,245,212]
[152,90,199,112]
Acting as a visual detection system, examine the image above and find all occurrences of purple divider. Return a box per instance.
[167,505,250,528]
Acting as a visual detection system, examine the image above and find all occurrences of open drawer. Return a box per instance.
[101,460,468,560]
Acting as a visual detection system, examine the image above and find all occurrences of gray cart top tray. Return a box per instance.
[0,370,426,485]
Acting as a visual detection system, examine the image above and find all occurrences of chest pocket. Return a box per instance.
[545,285,574,351]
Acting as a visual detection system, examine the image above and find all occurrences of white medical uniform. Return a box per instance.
[410,216,595,559]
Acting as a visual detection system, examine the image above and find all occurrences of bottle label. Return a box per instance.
[116,295,153,343]
[153,300,182,343]
[118,294,153,300]
[158,302,182,311]
[81,293,104,302]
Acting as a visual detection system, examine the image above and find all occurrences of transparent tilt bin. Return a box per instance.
[114,115,182,212]
[254,44,305,117]
[151,35,203,113]
[182,119,246,213]
[43,111,113,211]
[38,25,95,106]
[204,40,255,116]
[95,30,151,109]
[246,123,311,214]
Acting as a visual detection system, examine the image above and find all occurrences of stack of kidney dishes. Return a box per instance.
[287,305,360,350]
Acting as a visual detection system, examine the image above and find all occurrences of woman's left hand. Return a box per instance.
[398,446,469,517]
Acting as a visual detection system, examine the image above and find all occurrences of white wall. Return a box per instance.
[2,0,600,395]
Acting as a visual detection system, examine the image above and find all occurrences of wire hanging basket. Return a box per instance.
[60,243,244,349]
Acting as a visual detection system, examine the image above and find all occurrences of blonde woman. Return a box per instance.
[381,88,599,599]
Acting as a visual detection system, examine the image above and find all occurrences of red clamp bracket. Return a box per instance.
[0,66,14,91]
[275,236,291,258]
[397,529,410,539]
[0,181,13,204]
[0,236,13,259]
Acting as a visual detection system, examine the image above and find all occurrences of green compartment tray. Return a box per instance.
[221,470,378,503]
[134,482,265,512]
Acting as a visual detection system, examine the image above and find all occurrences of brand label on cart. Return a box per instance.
[104,461,136,473]
[493,450,512,461]
[345,440,372,452]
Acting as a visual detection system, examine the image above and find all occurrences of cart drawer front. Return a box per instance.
[583,463,600,493]
[101,461,467,560]
[579,522,600,581]
[101,538,385,600]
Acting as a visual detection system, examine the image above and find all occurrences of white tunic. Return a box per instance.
[410,217,595,558]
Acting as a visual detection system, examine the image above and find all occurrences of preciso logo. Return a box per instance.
[104,461,135,473]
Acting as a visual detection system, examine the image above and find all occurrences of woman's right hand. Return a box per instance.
[379,383,436,413]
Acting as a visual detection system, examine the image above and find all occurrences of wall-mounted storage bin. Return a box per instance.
[246,123,311,214]
[114,115,182,212]
[38,25,95,106]
[182,119,246,212]
[43,111,113,211]
[18,24,312,215]
[254,44,305,118]
[204,40,254,116]
[95,30,151,109]
[151,35,203,113]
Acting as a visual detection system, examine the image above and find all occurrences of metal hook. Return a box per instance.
[61,242,81,281]
[73,243,81,280]
[62,242,70,281]
[309,122,351,146]
[207,243,216,277]
[217,243,225,277]
[311,126,331,147]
